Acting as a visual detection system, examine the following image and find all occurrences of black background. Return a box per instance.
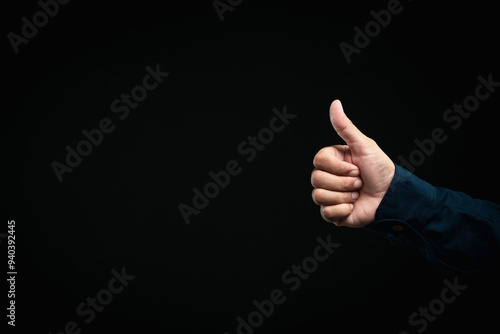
[3,0,500,333]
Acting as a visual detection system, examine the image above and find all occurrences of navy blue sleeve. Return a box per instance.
[365,164,500,275]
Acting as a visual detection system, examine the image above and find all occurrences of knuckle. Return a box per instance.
[311,189,320,204]
[322,206,346,222]
[313,189,326,204]
[312,189,319,205]
[313,148,329,167]
[321,206,335,221]
[311,170,322,187]
[312,155,321,168]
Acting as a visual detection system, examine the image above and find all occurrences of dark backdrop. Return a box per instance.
[3,0,499,333]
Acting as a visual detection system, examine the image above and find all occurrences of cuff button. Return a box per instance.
[392,225,404,232]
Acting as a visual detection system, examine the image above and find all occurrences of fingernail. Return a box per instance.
[353,179,362,188]
[352,191,359,200]
[349,169,360,177]
[350,203,354,210]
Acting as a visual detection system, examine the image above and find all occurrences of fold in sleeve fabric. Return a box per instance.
[366,164,500,275]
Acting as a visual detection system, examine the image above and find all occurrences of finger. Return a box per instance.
[313,146,360,176]
[329,100,369,150]
[312,189,359,205]
[311,169,363,191]
[320,203,353,224]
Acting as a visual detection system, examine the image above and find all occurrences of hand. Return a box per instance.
[311,100,395,227]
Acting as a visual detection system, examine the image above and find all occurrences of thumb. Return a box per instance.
[329,100,368,147]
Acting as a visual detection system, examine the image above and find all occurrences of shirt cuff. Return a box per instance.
[364,164,475,275]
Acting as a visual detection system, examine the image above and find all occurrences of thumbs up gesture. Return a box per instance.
[311,100,395,227]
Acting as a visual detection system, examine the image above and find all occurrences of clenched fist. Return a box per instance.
[311,100,395,227]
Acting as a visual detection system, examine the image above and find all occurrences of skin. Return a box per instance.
[311,100,395,227]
